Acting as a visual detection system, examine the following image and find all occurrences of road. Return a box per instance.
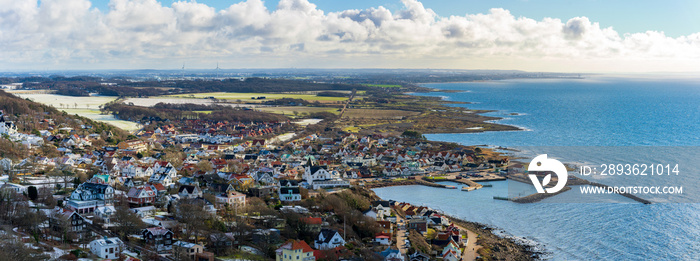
[462,229,481,261]
[395,214,408,255]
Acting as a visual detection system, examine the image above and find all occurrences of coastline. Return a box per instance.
[371,84,542,259]
[367,186,543,260]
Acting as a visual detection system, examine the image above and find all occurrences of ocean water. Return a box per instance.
[373,77,700,260]
[418,77,700,147]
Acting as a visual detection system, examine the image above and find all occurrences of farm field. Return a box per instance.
[10,93,141,131]
[257,106,339,115]
[11,93,117,108]
[123,97,271,108]
[342,108,420,119]
[166,92,349,102]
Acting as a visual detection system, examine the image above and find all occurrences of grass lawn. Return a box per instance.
[167,92,349,102]
[193,110,213,114]
[342,126,360,133]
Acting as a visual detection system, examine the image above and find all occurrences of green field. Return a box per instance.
[362,84,402,88]
[257,106,339,115]
[342,108,420,119]
[167,92,348,102]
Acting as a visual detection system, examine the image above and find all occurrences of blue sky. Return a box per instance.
[88,0,700,37]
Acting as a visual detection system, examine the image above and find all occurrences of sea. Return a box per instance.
[372,76,700,260]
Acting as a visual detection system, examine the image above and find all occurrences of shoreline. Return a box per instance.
[367,186,543,260]
[381,84,542,259]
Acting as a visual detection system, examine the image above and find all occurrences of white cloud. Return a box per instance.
[1,0,699,72]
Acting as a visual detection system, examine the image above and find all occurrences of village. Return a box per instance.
[0,108,512,261]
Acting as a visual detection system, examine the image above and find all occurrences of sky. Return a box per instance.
[2,0,700,72]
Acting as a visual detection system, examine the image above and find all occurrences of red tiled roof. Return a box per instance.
[280,240,313,253]
[302,217,322,225]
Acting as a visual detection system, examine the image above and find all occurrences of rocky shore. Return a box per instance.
[444,215,544,261]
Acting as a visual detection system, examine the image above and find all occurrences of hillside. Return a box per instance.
[0,90,131,143]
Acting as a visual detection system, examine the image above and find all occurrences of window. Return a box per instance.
[110,248,114,254]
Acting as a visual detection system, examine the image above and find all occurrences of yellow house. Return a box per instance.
[276,240,315,261]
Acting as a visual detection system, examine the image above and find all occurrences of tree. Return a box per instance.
[37,187,57,208]
[196,160,213,173]
[174,200,210,244]
[27,186,38,201]
[0,233,49,260]
[112,204,145,238]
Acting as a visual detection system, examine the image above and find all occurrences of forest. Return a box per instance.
[103,102,288,123]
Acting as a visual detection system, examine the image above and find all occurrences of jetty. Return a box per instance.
[493,196,513,201]
[507,174,652,204]
[447,175,504,191]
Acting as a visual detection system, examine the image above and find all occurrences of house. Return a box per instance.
[302,159,349,190]
[378,248,404,261]
[178,184,202,199]
[149,164,178,187]
[375,233,391,245]
[377,220,393,234]
[117,140,148,152]
[208,233,236,255]
[90,237,123,260]
[131,206,157,218]
[275,240,315,261]
[363,208,378,219]
[94,206,116,227]
[278,180,301,202]
[409,251,431,261]
[122,165,153,178]
[48,208,86,241]
[408,218,427,234]
[126,186,156,206]
[67,182,114,214]
[442,248,461,261]
[230,174,254,192]
[142,227,174,252]
[215,189,246,210]
[249,185,276,198]
[372,200,393,220]
[301,217,323,233]
[314,228,345,250]
[172,241,204,261]
[441,239,462,258]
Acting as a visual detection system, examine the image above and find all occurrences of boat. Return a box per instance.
[445,185,457,189]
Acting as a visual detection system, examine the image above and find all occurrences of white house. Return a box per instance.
[178,184,202,199]
[122,164,153,178]
[375,234,391,245]
[94,206,116,227]
[67,182,114,214]
[278,180,302,202]
[302,159,349,190]
[90,237,123,260]
[372,201,392,220]
[314,228,345,250]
